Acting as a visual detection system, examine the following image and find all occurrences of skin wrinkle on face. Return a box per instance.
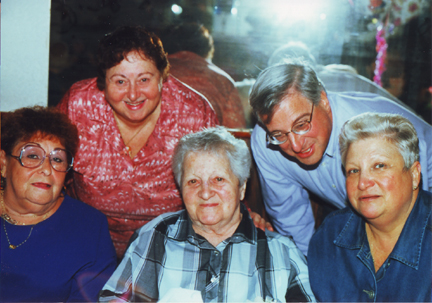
[1,137,67,216]
[344,137,420,228]
[104,50,163,128]
[181,151,246,244]
[264,90,333,166]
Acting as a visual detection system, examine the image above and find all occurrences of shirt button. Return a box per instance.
[332,184,336,188]
[214,251,219,255]
[363,290,374,299]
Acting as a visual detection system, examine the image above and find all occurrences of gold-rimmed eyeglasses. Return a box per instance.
[266,103,314,145]
[8,143,74,173]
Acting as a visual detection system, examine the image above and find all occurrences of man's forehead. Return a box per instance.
[278,91,312,109]
[267,93,312,123]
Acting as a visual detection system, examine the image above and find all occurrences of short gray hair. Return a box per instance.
[249,60,325,124]
[172,127,251,189]
[339,112,420,169]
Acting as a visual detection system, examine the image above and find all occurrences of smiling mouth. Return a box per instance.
[125,100,145,106]
[296,146,313,158]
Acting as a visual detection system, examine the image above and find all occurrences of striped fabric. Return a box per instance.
[100,205,315,302]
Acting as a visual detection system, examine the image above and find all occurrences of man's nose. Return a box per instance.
[287,132,304,153]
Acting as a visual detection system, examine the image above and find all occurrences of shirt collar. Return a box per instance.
[166,204,256,248]
[334,190,431,269]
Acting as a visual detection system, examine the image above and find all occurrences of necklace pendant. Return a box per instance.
[124,146,132,157]
[9,244,16,249]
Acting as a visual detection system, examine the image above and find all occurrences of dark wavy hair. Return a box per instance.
[1,106,79,157]
[96,25,170,91]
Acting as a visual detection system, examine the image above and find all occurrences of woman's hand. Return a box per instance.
[249,211,274,232]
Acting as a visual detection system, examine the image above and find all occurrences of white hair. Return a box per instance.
[339,112,420,169]
[172,126,251,189]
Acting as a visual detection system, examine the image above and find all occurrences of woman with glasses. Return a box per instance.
[0,106,116,302]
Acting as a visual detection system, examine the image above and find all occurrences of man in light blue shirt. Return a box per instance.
[250,61,432,255]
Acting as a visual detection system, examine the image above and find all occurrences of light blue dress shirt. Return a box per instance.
[251,91,432,255]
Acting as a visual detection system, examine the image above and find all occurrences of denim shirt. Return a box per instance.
[308,190,432,302]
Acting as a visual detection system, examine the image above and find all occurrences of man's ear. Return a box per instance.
[320,91,330,109]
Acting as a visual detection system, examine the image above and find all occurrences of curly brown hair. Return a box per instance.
[96,25,170,91]
[1,106,79,157]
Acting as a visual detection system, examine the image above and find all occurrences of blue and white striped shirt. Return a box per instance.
[100,205,315,302]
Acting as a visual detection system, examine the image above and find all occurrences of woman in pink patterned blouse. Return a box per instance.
[57,26,218,258]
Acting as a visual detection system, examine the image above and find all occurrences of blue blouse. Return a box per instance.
[0,194,117,302]
[308,190,432,302]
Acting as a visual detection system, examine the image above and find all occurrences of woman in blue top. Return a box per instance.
[308,112,431,302]
[0,106,117,302]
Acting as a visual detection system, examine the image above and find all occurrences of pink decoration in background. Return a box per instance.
[373,25,387,86]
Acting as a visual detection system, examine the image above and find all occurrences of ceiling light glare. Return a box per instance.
[171,4,183,15]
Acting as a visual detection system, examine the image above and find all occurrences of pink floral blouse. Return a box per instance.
[58,76,218,257]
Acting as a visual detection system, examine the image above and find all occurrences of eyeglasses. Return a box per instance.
[9,143,74,172]
[266,103,315,145]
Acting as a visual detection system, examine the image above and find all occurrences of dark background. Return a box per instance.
[48,0,431,122]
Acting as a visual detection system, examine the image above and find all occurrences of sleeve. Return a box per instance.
[98,255,135,303]
[276,235,316,302]
[67,215,117,302]
[99,227,158,303]
[251,125,315,255]
[201,96,219,128]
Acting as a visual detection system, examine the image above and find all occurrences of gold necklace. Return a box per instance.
[2,219,34,249]
[112,111,148,157]
[0,190,50,225]
[0,190,52,250]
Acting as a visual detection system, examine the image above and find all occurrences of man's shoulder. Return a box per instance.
[328,91,419,116]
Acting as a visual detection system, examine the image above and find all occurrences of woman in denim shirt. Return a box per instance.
[308,112,431,302]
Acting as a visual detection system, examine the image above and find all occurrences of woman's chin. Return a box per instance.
[358,207,382,221]
[197,216,222,227]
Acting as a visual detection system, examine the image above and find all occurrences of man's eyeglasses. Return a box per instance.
[266,103,314,145]
[9,143,74,172]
